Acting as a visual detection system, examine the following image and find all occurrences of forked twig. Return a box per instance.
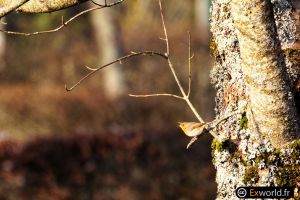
[126,33,194,104]
[64,0,222,146]
[0,0,124,36]
[157,0,204,123]
[65,51,167,91]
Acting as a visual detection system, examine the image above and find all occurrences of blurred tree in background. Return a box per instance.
[1,1,299,200]
[0,1,218,200]
[0,0,215,138]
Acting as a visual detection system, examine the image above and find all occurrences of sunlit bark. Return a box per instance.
[210,0,299,198]
[0,0,88,16]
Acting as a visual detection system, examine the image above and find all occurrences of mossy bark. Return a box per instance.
[210,0,300,199]
[231,0,299,148]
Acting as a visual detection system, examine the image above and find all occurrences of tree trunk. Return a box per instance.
[89,3,127,100]
[195,0,210,31]
[0,22,5,70]
[210,0,300,199]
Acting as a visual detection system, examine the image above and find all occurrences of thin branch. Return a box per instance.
[0,0,124,36]
[210,110,242,129]
[158,0,204,124]
[0,18,7,25]
[129,93,185,100]
[92,0,108,7]
[84,65,97,71]
[187,31,192,98]
[158,0,170,56]
[60,0,209,144]
[65,51,167,91]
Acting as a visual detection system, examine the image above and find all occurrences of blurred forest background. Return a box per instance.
[0,0,217,199]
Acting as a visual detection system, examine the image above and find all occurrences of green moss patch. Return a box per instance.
[275,166,300,187]
[239,112,248,129]
[243,165,259,184]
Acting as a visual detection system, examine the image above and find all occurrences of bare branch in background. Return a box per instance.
[65,51,168,91]
[0,0,124,36]
[65,0,222,148]
[128,93,185,100]
[91,0,107,7]
[187,31,193,98]
[157,0,205,124]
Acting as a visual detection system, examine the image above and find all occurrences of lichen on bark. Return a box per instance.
[210,0,300,199]
[231,0,299,148]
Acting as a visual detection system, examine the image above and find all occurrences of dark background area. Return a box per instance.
[0,0,216,199]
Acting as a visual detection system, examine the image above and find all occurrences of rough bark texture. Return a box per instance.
[0,0,88,14]
[210,0,300,199]
[0,0,28,17]
[231,0,298,148]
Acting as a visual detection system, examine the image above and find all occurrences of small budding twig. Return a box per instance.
[187,31,193,98]
[64,0,240,148]
[130,0,228,147]
[65,0,223,147]
[65,51,167,91]
[157,0,204,124]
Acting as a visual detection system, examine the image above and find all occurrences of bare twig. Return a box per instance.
[187,31,193,98]
[63,0,217,145]
[92,0,109,7]
[158,0,170,56]
[0,18,7,25]
[158,0,204,124]
[0,0,124,36]
[65,51,167,91]
[129,93,185,100]
[209,110,242,129]
[84,65,98,71]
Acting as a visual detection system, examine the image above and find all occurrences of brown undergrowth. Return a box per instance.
[0,131,216,200]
